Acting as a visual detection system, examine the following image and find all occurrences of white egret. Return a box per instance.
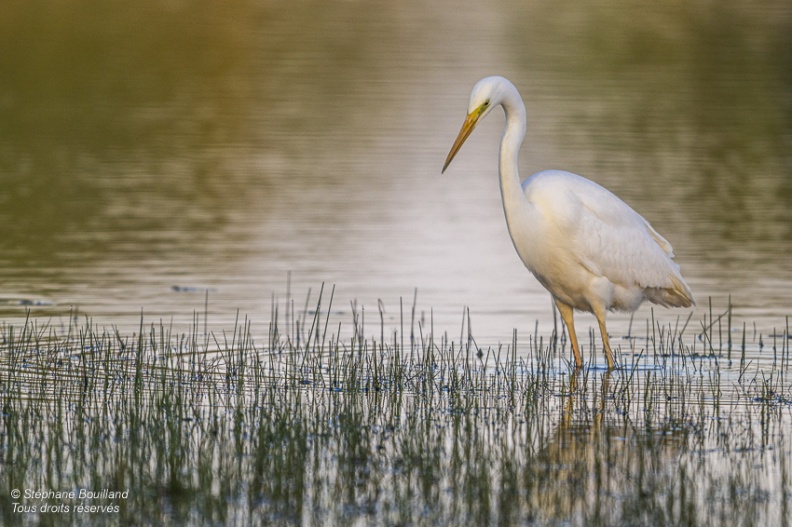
[442,76,694,370]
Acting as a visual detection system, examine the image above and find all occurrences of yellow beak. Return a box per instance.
[442,110,483,173]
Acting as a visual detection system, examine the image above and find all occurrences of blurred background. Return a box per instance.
[0,0,790,346]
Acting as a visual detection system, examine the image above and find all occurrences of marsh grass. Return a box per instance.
[0,290,791,526]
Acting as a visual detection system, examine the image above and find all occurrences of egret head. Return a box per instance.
[442,76,519,173]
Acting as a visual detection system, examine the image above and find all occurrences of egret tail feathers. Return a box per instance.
[646,274,695,308]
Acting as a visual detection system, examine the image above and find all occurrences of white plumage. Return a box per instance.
[443,76,693,369]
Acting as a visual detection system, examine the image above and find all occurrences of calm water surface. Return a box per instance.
[0,0,790,353]
[1,4,792,525]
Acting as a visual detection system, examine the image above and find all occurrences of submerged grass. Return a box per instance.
[0,290,791,526]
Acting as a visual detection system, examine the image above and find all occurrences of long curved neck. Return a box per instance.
[498,96,528,218]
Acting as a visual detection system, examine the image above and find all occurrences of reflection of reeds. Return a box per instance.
[0,292,790,525]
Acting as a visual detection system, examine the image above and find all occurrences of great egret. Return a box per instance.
[442,76,693,370]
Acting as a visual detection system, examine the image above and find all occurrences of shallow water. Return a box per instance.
[1,316,791,525]
[3,5,791,524]
[0,1,790,353]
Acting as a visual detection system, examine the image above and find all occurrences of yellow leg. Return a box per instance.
[554,299,583,369]
[593,305,615,370]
